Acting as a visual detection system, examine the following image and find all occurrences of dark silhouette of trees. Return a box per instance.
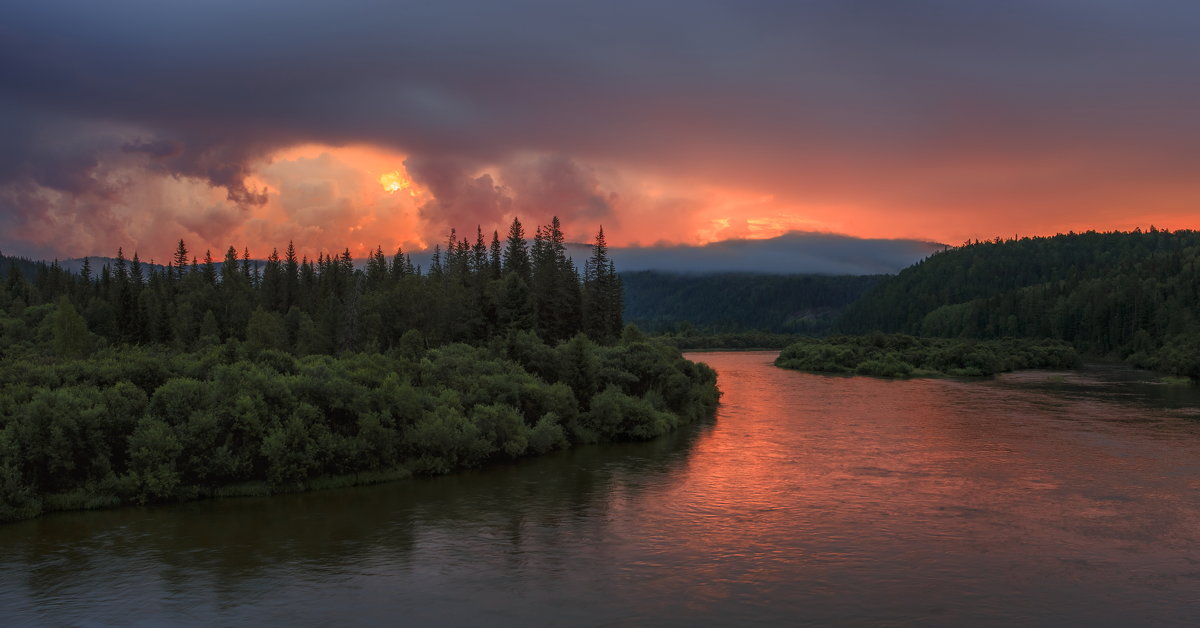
[582,227,623,343]
[0,216,720,522]
[836,229,1200,377]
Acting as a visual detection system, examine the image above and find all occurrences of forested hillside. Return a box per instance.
[622,271,882,333]
[837,229,1200,377]
[0,218,720,522]
[1,218,624,351]
[0,253,44,283]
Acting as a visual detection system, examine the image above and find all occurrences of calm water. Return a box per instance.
[4,351,1200,626]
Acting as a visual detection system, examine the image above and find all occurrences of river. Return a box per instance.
[3,351,1200,626]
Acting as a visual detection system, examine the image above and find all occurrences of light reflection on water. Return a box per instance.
[3,351,1200,626]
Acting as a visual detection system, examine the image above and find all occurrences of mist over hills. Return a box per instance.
[589,232,946,275]
[33,231,943,278]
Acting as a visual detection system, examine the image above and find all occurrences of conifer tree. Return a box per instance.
[51,296,93,358]
[531,217,582,343]
[201,250,217,286]
[390,246,413,279]
[503,218,531,283]
[172,239,189,280]
[284,241,299,306]
[472,227,488,274]
[261,248,282,310]
[114,248,128,283]
[130,252,144,286]
[489,231,503,279]
[583,226,621,342]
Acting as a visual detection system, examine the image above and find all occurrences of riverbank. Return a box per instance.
[656,332,805,351]
[774,333,1081,377]
[6,351,1200,626]
[0,334,719,523]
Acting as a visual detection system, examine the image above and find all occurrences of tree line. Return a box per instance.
[1,216,625,355]
[621,271,881,334]
[776,333,1080,378]
[836,228,1200,378]
[0,218,720,522]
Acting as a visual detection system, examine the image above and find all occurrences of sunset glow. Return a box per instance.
[2,2,1198,264]
[379,171,421,197]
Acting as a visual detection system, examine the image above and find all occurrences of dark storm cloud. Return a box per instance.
[406,155,513,232]
[3,0,1200,256]
[501,155,616,222]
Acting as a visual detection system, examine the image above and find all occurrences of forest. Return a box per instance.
[621,271,881,334]
[835,229,1200,378]
[0,218,720,522]
[775,333,1080,378]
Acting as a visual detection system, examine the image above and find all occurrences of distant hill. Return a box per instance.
[621,271,882,333]
[54,256,259,276]
[0,253,44,282]
[406,231,942,276]
[837,229,1200,376]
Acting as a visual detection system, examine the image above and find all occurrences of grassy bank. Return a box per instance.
[657,332,805,351]
[775,333,1081,378]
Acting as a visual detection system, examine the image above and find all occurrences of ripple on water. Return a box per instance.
[2,352,1200,626]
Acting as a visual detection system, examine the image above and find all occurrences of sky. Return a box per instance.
[2,1,1199,267]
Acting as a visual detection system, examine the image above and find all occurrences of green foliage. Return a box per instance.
[836,230,1200,376]
[470,403,528,458]
[0,429,41,521]
[0,332,718,522]
[47,297,94,358]
[245,306,288,352]
[405,404,491,474]
[623,271,882,334]
[585,385,677,440]
[0,221,723,523]
[776,334,1081,378]
[0,216,617,357]
[658,331,806,350]
[526,413,568,454]
[261,405,325,489]
[125,416,182,502]
[582,227,623,343]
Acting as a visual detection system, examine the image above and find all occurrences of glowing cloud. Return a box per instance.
[379,171,422,197]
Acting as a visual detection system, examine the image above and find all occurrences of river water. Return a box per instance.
[3,351,1200,626]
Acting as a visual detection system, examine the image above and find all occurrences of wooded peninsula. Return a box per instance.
[0,218,719,522]
[4,227,1199,523]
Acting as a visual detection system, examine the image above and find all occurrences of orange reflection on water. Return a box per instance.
[607,351,1200,619]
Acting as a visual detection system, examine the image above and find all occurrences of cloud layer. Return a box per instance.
[3,1,1200,260]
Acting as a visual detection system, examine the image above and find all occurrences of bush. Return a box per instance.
[777,334,1080,378]
[0,331,720,521]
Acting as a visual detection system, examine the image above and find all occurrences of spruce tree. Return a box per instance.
[472,226,488,275]
[172,239,189,280]
[201,250,217,286]
[583,226,618,342]
[130,252,144,286]
[489,230,503,279]
[283,241,299,308]
[503,217,531,283]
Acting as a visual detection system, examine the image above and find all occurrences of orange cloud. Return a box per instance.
[7,139,1195,264]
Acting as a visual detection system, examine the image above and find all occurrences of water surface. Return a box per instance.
[3,351,1200,626]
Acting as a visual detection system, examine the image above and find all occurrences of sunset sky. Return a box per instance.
[2,1,1198,263]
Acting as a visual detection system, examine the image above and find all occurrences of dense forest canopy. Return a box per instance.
[0,217,624,352]
[836,229,1200,377]
[0,218,720,522]
[775,333,1080,378]
[621,271,882,334]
